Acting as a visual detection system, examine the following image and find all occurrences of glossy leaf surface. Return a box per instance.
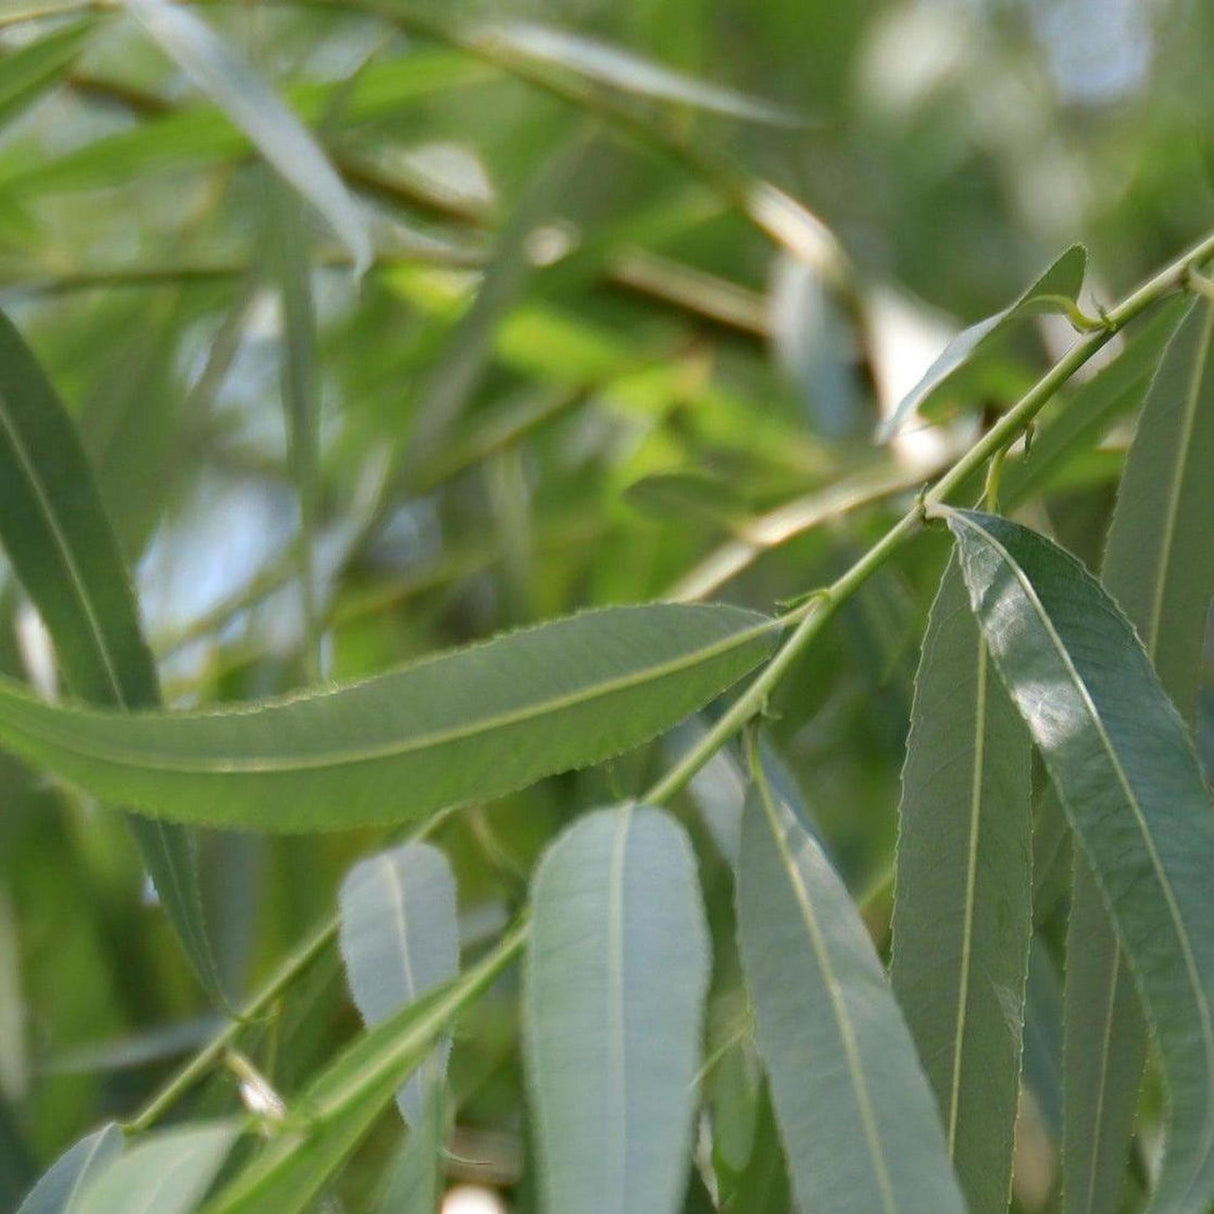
[946,507,1214,1213]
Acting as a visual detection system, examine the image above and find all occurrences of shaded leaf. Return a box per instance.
[736,753,966,1213]
[375,1084,445,1214]
[1064,298,1214,1214]
[75,1123,236,1214]
[891,555,1032,1212]
[122,0,370,272]
[15,1124,122,1214]
[0,308,223,1004]
[338,841,459,1125]
[0,603,776,830]
[525,805,710,1214]
[1001,298,1190,508]
[879,245,1088,440]
[204,921,525,1214]
[944,507,1214,1213]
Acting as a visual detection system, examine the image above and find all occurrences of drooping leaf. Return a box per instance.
[122,0,370,272]
[0,603,776,830]
[0,21,95,132]
[338,841,459,1124]
[74,1123,237,1214]
[944,507,1214,1213]
[890,555,1032,1212]
[1064,298,1214,1214]
[204,920,525,1214]
[15,1123,122,1214]
[469,22,802,125]
[736,754,966,1213]
[524,805,710,1214]
[0,308,223,1004]
[879,245,1088,440]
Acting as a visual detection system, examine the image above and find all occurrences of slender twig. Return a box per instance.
[643,229,1214,806]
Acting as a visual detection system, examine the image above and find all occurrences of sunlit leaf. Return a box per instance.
[736,753,966,1213]
[891,555,1032,1211]
[0,604,776,830]
[525,805,710,1214]
[945,507,1214,1213]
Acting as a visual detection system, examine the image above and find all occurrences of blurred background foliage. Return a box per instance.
[0,0,1211,1209]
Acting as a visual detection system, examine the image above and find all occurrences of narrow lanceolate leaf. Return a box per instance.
[15,1123,122,1214]
[1064,298,1214,1214]
[469,22,802,125]
[264,183,322,675]
[879,245,1087,440]
[0,22,95,132]
[525,805,710,1214]
[891,555,1032,1212]
[736,757,966,1214]
[944,507,1214,1214]
[74,1123,237,1214]
[0,603,775,831]
[204,921,525,1214]
[339,842,459,1125]
[0,309,223,1004]
[122,0,370,273]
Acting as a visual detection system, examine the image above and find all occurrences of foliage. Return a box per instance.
[1,1,1213,1212]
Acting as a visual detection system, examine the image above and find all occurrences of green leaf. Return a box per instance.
[74,1123,237,1214]
[1064,298,1214,1214]
[338,841,459,1124]
[736,753,966,1214]
[879,245,1088,440]
[0,21,94,132]
[122,0,370,273]
[375,1084,445,1214]
[203,920,525,1214]
[944,507,1214,1213]
[15,1124,122,1214]
[263,181,321,674]
[1000,298,1189,509]
[524,804,710,1214]
[0,603,775,830]
[0,308,223,1005]
[1024,936,1065,1142]
[890,555,1032,1212]
[0,51,484,196]
[469,22,802,125]
[718,1086,792,1214]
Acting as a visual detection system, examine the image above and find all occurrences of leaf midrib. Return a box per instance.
[0,615,777,775]
[0,391,127,706]
[952,511,1214,1200]
[755,774,898,1214]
